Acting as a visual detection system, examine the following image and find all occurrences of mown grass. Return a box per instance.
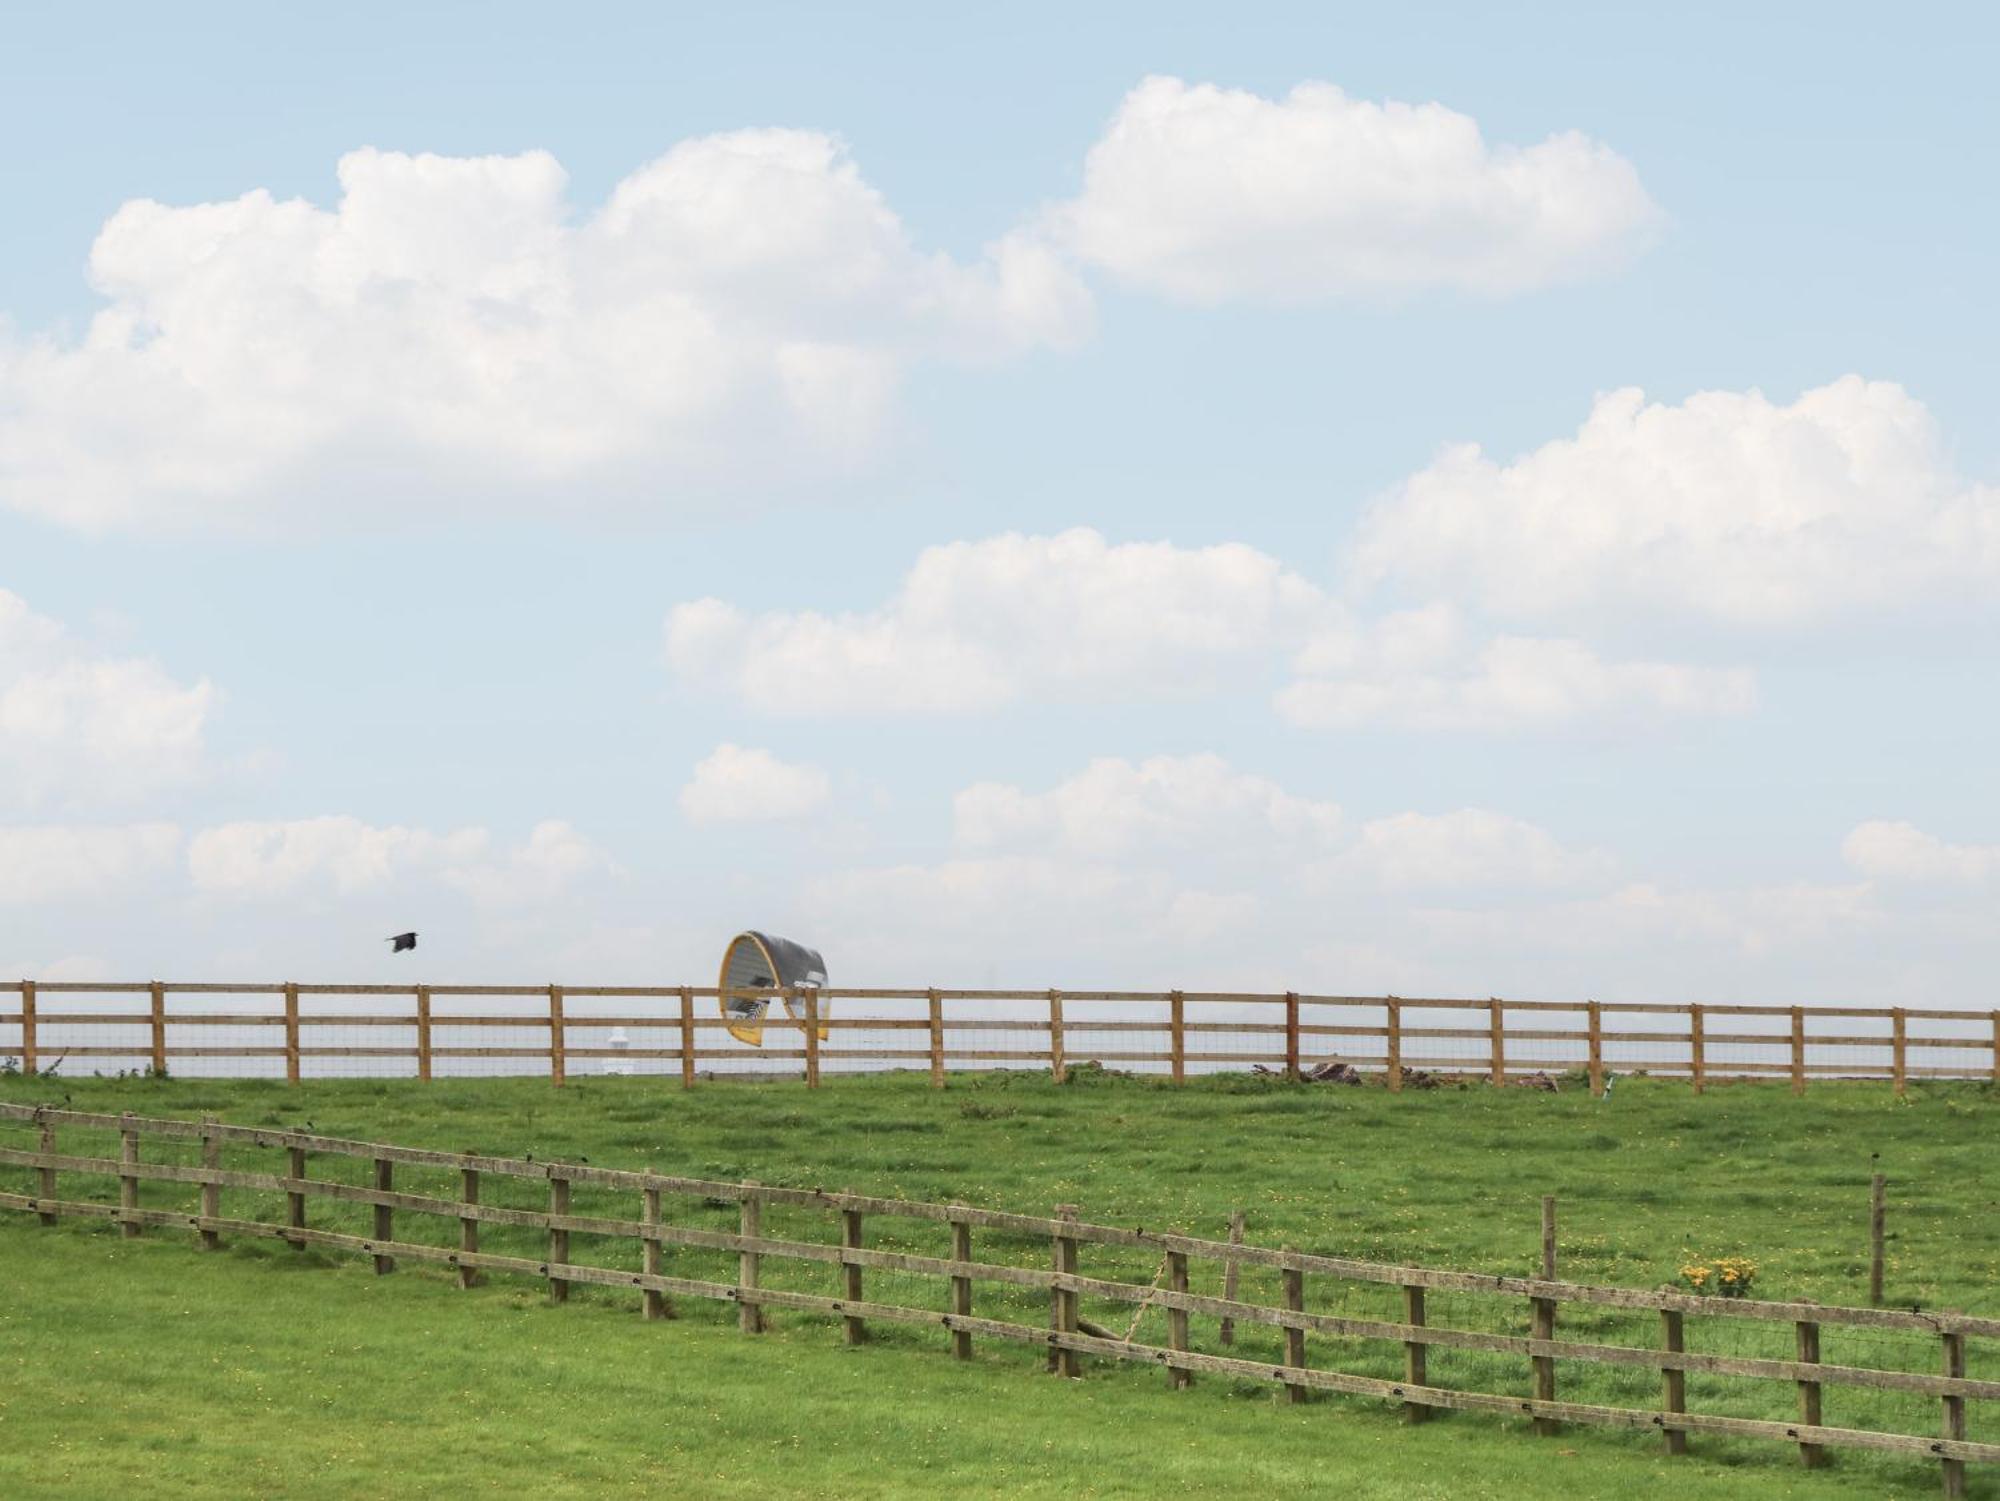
[2,1067,1996,1499]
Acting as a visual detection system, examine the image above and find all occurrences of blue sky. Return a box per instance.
[2,2,1995,1000]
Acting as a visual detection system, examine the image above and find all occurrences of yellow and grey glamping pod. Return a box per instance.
[718,931,829,1047]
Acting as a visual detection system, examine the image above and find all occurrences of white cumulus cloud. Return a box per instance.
[0,823,182,904]
[0,137,1091,535]
[1,589,216,807]
[667,528,1332,714]
[187,815,610,905]
[679,743,831,824]
[1338,809,1609,890]
[1056,75,1658,303]
[1843,821,2000,884]
[955,753,1341,858]
[1351,377,2000,626]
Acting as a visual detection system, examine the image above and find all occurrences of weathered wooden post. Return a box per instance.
[548,985,567,1087]
[1660,1309,1688,1455]
[1796,1317,1826,1467]
[928,989,945,1087]
[1284,992,1301,1080]
[1386,998,1403,1093]
[679,986,697,1089]
[1166,1249,1191,1389]
[197,1115,221,1251]
[739,1182,765,1334]
[372,1156,394,1274]
[36,1117,57,1225]
[118,1113,140,1239]
[1401,1283,1428,1422]
[1586,1001,1604,1096]
[1488,999,1505,1086]
[804,990,822,1089]
[149,981,167,1076]
[415,986,433,1082]
[1690,1004,1707,1094]
[1170,991,1186,1085]
[1531,1195,1557,1435]
[286,1145,308,1249]
[1942,1328,1968,1498]
[949,1208,974,1360]
[547,1172,570,1304]
[283,983,301,1085]
[1219,1209,1245,1346]
[1049,1204,1079,1376]
[1790,1006,1807,1096]
[1048,990,1067,1084]
[1282,1248,1308,1404]
[641,1184,670,1319]
[458,1160,480,1289]
[1869,1173,1886,1307]
[841,1208,866,1344]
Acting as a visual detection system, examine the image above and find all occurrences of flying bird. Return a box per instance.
[389,932,417,954]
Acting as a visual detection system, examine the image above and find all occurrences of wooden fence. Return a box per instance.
[5,983,2000,1094]
[1,1101,1993,1495]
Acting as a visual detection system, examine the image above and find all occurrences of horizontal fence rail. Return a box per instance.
[4,983,2000,1094]
[1,1101,1992,1496]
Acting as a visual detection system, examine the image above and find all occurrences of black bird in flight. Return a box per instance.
[388,932,418,954]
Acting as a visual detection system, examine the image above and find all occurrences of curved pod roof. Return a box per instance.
[718,931,828,1048]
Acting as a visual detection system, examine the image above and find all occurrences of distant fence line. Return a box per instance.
[0,1101,1993,1495]
[5,983,2000,1094]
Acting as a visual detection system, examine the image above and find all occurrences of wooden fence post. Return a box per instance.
[118,1113,139,1238]
[641,1184,671,1318]
[1387,998,1403,1092]
[415,986,432,1082]
[1790,1006,1807,1096]
[459,1162,479,1290]
[372,1157,394,1274]
[19,979,34,1076]
[286,1146,307,1249]
[949,1210,973,1360]
[1892,1010,1907,1097]
[1170,991,1186,1085]
[1531,1195,1557,1435]
[739,1182,764,1334]
[928,989,945,1088]
[1587,1001,1604,1096]
[1991,1010,2000,1087]
[1401,1283,1428,1423]
[197,1115,221,1251]
[841,1208,866,1344]
[1282,1249,1308,1404]
[283,983,300,1085]
[149,981,167,1076]
[1285,992,1300,1080]
[1870,1174,1886,1306]
[1166,1249,1190,1389]
[1942,1329,1968,1499]
[36,1119,56,1225]
[1488,999,1505,1086]
[1049,1204,1079,1376]
[1661,1309,1688,1455]
[548,985,566,1087]
[548,1173,569,1303]
[1048,990,1066,1084]
[804,990,822,1089]
[1219,1209,1244,1346]
[679,986,696,1089]
[1796,1318,1825,1467]
[1690,1005,1706,1095]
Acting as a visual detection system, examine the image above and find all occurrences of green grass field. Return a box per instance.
[2,1068,1995,1499]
